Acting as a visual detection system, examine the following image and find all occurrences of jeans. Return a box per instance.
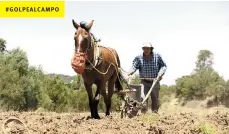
[141,79,160,113]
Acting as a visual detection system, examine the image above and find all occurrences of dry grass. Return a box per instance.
[192,122,217,134]
[139,113,159,124]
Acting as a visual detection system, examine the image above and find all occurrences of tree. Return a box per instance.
[195,50,213,72]
[0,48,29,110]
[0,38,6,52]
[174,49,227,104]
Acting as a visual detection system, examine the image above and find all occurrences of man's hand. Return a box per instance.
[157,73,163,81]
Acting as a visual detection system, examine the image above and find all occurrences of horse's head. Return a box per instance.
[72,19,94,53]
[71,19,94,74]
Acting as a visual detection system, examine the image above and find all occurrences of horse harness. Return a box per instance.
[84,33,120,76]
[84,33,103,70]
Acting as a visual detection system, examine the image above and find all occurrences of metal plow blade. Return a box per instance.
[118,77,160,118]
[125,98,145,118]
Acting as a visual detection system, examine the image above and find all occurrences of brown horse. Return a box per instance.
[71,19,125,119]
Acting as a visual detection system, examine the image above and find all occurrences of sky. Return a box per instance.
[0,1,229,85]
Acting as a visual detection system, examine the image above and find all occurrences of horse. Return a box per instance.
[71,19,125,119]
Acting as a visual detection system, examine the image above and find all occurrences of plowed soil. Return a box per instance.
[1,105,229,134]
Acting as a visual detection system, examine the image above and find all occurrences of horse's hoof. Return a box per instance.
[105,114,112,119]
[94,115,101,119]
[86,116,93,120]
[94,116,101,119]
[106,111,110,116]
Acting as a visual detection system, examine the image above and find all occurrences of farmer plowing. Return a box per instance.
[71,20,167,119]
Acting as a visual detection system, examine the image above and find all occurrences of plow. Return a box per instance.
[116,76,160,118]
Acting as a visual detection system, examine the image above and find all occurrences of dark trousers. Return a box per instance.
[141,80,160,112]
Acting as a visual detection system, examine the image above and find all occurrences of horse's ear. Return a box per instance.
[72,19,79,29]
[85,20,94,30]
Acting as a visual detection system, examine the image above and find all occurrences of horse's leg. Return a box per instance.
[84,83,94,118]
[93,82,105,119]
[101,86,108,116]
[93,86,101,119]
[106,74,117,116]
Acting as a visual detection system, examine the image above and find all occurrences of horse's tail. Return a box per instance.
[115,54,125,91]
[115,73,123,91]
[105,47,126,91]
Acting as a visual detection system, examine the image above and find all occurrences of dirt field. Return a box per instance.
[1,101,229,134]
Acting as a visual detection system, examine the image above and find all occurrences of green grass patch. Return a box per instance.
[192,122,217,134]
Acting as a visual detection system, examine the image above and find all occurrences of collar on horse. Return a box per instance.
[84,33,102,70]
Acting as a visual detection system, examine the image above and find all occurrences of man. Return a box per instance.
[128,42,167,113]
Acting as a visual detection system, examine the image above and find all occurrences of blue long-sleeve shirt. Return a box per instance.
[130,52,167,78]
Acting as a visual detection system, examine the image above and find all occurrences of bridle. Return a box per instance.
[84,33,95,67]
[74,29,95,68]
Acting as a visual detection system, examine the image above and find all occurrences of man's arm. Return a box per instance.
[128,56,140,76]
[158,53,167,77]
